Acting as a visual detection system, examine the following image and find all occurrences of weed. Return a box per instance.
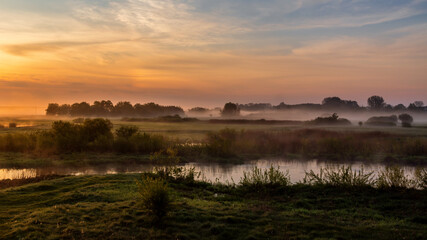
[377,166,414,188]
[136,175,170,219]
[303,166,375,187]
[240,166,290,193]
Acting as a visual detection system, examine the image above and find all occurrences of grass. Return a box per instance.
[0,173,426,239]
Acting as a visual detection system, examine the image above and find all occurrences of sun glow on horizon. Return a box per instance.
[0,0,426,109]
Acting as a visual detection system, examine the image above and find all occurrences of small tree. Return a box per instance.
[46,103,60,116]
[367,96,385,110]
[221,102,240,117]
[398,113,413,127]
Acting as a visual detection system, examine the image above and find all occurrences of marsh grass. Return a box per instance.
[205,129,427,161]
[303,166,375,187]
[415,168,427,189]
[153,166,201,184]
[377,166,415,188]
[240,166,290,194]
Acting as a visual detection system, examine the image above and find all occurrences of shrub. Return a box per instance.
[365,115,398,127]
[149,148,180,164]
[240,166,290,193]
[304,166,375,187]
[115,125,139,139]
[9,123,17,128]
[81,118,113,143]
[51,121,85,151]
[132,133,165,154]
[137,175,170,219]
[377,166,414,188]
[398,113,413,127]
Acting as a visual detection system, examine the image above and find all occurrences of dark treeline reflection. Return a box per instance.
[46,101,184,117]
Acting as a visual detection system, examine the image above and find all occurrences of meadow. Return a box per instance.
[0,167,426,240]
[0,117,426,239]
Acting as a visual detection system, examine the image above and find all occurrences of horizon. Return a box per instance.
[1,0,427,113]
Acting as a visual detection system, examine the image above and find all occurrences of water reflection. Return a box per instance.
[0,159,420,184]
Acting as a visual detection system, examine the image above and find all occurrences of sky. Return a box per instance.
[0,0,426,113]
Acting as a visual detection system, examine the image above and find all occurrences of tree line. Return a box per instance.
[46,101,184,117]
[238,96,426,112]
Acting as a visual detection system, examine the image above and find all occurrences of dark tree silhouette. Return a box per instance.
[70,102,91,116]
[58,104,71,115]
[46,103,60,116]
[398,113,414,127]
[113,101,135,116]
[188,107,209,113]
[414,101,424,108]
[393,104,406,111]
[367,96,385,110]
[221,102,240,117]
[322,97,359,109]
[92,100,114,116]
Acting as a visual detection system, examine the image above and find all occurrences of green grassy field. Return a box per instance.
[0,173,426,240]
[2,117,427,142]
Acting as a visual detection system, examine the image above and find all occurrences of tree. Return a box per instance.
[322,97,359,109]
[414,101,424,108]
[58,104,71,115]
[221,102,240,117]
[188,107,209,113]
[393,104,406,111]
[398,113,413,127]
[70,102,91,116]
[92,100,113,116]
[113,101,135,116]
[46,103,60,116]
[367,96,385,110]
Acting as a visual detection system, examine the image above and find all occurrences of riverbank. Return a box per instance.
[0,173,426,239]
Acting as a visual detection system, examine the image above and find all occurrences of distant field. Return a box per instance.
[1,117,427,141]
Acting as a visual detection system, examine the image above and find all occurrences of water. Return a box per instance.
[0,159,420,184]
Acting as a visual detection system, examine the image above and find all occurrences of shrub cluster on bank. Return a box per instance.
[0,119,167,154]
[0,120,426,163]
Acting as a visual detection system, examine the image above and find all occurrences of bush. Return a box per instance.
[398,113,413,128]
[137,175,170,219]
[377,166,414,188]
[51,121,85,151]
[9,123,17,128]
[115,125,139,139]
[240,166,290,193]
[304,166,375,187]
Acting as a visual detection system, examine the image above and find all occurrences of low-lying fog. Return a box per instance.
[186,109,427,125]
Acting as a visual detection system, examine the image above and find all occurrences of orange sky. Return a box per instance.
[0,0,426,114]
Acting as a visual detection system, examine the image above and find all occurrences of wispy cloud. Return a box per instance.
[0,0,426,106]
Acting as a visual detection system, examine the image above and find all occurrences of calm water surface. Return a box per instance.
[0,159,420,184]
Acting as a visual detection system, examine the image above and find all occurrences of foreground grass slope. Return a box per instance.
[0,174,426,240]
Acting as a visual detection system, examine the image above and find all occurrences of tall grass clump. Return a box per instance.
[414,168,427,190]
[240,166,290,193]
[376,166,414,188]
[206,128,237,157]
[304,166,375,187]
[137,175,171,220]
[154,166,201,184]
